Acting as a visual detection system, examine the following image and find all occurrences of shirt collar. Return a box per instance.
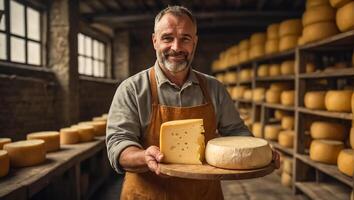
[153,61,199,88]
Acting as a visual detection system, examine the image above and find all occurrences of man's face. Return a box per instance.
[152,13,198,73]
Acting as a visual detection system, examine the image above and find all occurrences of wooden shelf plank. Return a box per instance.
[268,141,293,156]
[299,68,354,79]
[296,154,352,187]
[295,182,351,200]
[298,107,353,120]
[239,80,252,85]
[256,75,295,81]
[263,103,295,111]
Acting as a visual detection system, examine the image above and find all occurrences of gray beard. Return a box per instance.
[157,51,190,73]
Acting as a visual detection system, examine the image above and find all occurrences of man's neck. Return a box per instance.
[158,63,190,88]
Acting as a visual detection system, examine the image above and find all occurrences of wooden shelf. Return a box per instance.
[263,103,295,111]
[238,80,252,85]
[299,68,354,79]
[234,99,253,103]
[298,107,353,120]
[295,182,351,200]
[254,101,263,106]
[212,69,227,75]
[296,154,352,187]
[256,75,295,81]
[268,141,293,156]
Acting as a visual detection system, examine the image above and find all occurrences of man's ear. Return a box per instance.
[152,33,157,50]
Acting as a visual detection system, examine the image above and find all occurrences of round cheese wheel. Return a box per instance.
[279,35,299,51]
[281,90,295,106]
[257,64,269,77]
[92,117,107,122]
[304,91,326,110]
[302,22,339,44]
[253,88,265,102]
[101,113,108,119]
[0,138,11,150]
[305,62,316,73]
[223,71,238,84]
[302,5,335,26]
[283,157,293,175]
[249,44,265,59]
[281,116,294,130]
[239,39,249,51]
[216,74,224,83]
[27,131,60,152]
[267,23,279,40]
[250,32,266,45]
[310,121,346,140]
[330,0,352,8]
[264,124,282,140]
[79,121,106,136]
[352,92,354,113]
[280,60,295,75]
[265,39,279,54]
[252,122,262,138]
[309,139,344,164]
[298,36,306,46]
[275,110,287,120]
[71,125,95,142]
[231,86,247,99]
[278,130,294,148]
[205,136,272,169]
[238,50,249,63]
[270,83,292,91]
[239,69,252,82]
[279,19,302,37]
[281,172,292,187]
[269,64,281,76]
[325,90,353,112]
[266,89,281,104]
[336,1,354,32]
[337,149,353,176]
[0,150,9,177]
[243,89,253,100]
[3,140,46,167]
[306,0,330,9]
[60,128,80,144]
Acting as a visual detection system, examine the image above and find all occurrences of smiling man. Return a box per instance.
[106,5,279,200]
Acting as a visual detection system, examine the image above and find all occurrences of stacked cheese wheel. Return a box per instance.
[280,60,295,75]
[238,39,250,63]
[301,1,339,44]
[249,32,266,59]
[304,90,353,112]
[252,122,263,138]
[266,83,293,104]
[231,86,247,100]
[281,156,293,187]
[223,71,238,84]
[332,0,354,32]
[279,19,302,51]
[252,87,266,102]
[265,23,280,54]
[281,90,295,106]
[257,64,269,77]
[238,69,252,82]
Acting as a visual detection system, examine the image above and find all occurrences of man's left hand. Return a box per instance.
[272,148,281,169]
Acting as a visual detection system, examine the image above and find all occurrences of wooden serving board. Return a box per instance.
[159,162,275,180]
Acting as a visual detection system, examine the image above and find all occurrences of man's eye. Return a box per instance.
[182,38,191,42]
[162,37,173,42]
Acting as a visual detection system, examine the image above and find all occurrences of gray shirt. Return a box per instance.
[106,62,251,174]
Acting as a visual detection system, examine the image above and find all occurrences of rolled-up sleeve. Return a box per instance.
[106,80,143,174]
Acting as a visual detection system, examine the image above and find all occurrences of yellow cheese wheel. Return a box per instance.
[231,86,247,100]
[336,1,354,32]
[330,0,352,8]
[249,45,265,59]
[223,71,238,84]
[337,149,353,176]
[298,36,306,46]
[283,157,293,175]
[257,64,269,77]
[305,62,317,73]
[252,122,262,138]
[250,32,266,45]
[309,139,344,164]
[281,116,294,130]
[243,89,253,100]
[266,89,281,104]
[306,0,330,9]
[350,127,354,149]
[216,74,224,83]
[101,113,108,119]
[264,124,282,140]
[0,150,9,177]
[325,90,353,112]
[279,19,302,37]
[71,125,95,142]
[280,60,295,75]
[270,83,292,91]
[265,39,279,54]
[267,23,279,40]
[281,172,292,187]
[79,121,107,136]
[0,138,11,149]
[253,88,265,102]
[310,121,346,140]
[275,110,287,120]
[239,39,249,51]
[304,91,326,110]
[279,35,299,51]
[239,69,252,82]
[269,64,281,76]
[278,130,294,148]
[60,128,80,144]
[3,140,46,167]
[281,90,295,106]
[27,131,60,152]
[302,5,335,26]
[238,50,249,63]
[302,22,339,44]
[92,117,107,122]
[352,93,354,113]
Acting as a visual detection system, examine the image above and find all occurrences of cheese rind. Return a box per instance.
[304,91,326,110]
[266,89,281,104]
[283,157,293,175]
[337,149,353,176]
[27,131,60,152]
[60,128,80,144]
[350,127,354,149]
[279,35,299,51]
[267,23,279,40]
[71,125,95,142]
[281,90,295,106]
[265,39,279,54]
[257,64,269,77]
[279,19,302,37]
[205,136,272,169]
[280,60,295,75]
[0,138,12,149]
[309,140,344,164]
[336,1,354,32]
[281,172,292,187]
[302,22,339,44]
[79,121,107,136]
[310,121,346,140]
[269,64,281,76]
[302,5,335,26]
[281,116,294,130]
[325,90,352,112]
[0,150,9,177]
[252,122,262,138]
[160,119,205,164]
[278,130,294,148]
[264,125,282,140]
[330,0,352,8]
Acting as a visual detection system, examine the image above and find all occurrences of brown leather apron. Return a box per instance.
[120,67,224,200]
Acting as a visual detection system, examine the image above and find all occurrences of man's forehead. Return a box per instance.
[155,13,196,34]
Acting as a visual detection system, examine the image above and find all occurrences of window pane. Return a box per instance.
[85,36,92,56]
[85,57,92,75]
[98,42,104,60]
[0,33,6,59]
[10,36,25,62]
[27,41,40,65]
[78,55,85,74]
[0,0,5,31]
[93,60,99,77]
[93,40,99,59]
[27,7,40,41]
[78,33,84,55]
[99,61,105,77]
[10,0,25,36]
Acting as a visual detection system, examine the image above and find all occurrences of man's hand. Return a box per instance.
[272,148,281,169]
[145,145,164,175]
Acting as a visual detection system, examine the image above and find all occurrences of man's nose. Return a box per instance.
[170,39,182,51]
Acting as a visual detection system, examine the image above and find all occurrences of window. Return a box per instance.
[78,33,106,77]
[0,0,42,66]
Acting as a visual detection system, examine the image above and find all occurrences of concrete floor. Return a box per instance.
[92,172,308,200]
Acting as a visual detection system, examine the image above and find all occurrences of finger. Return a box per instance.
[146,158,158,172]
[146,146,164,162]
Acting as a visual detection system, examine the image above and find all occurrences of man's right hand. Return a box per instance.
[145,146,164,175]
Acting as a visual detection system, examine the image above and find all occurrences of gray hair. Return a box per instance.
[154,5,197,33]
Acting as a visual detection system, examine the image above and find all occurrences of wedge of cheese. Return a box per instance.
[205,136,272,169]
[160,119,205,164]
